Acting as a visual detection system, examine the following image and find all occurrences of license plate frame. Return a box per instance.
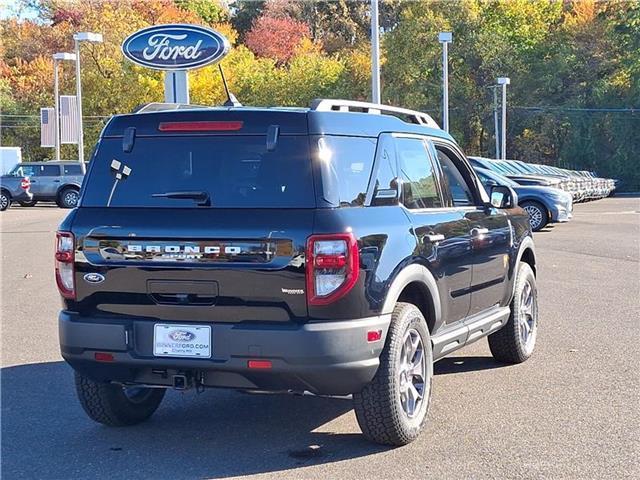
[153,324,211,358]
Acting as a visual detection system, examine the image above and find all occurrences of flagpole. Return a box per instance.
[371,0,381,104]
[53,58,60,162]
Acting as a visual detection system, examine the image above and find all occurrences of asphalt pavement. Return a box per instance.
[1,198,639,479]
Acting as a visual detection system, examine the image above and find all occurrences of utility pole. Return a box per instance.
[370,0,381,104]
[438,32,453,132]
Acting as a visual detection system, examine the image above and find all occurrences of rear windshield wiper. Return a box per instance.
[151,191,211,206]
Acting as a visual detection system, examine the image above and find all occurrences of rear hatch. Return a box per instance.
[68,110,315,324]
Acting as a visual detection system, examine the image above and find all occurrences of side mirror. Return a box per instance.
[490,185,518,209]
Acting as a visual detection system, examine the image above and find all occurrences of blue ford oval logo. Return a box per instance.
[83,273,105,284]
[121,24,230,70]
[169,330,196,342]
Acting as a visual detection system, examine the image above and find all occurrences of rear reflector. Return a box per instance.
[367,329,383,342]
[158,121,243,132]
[94,352,114,362]
[247,360,272,370]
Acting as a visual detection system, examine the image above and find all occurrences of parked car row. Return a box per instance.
[0,160,85,211]
[469,157,616,203]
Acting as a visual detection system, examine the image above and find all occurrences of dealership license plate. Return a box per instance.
[153,324,211,358]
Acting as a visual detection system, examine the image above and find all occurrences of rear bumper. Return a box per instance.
[11,190,33,202]
[59,312,391,395]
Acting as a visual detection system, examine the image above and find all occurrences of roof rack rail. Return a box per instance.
[310,99,440,129]
[132,102,211,114]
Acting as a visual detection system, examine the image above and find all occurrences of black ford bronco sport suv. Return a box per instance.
[57,99,538,446]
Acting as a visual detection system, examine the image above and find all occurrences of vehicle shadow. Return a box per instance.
[1,361,387,480]
[434,356,510,375]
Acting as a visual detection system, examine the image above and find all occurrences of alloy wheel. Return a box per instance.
[519,279,537,354]
[0,193,9,211]
[398,328,427,418]
[523,204,544,230]
[64,190,79,207]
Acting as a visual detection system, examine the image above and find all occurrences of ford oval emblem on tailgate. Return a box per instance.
[169,330,196,342]
[83,273,105,284]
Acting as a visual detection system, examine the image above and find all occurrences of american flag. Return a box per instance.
[40,108,55,147]
[60,95,79,144]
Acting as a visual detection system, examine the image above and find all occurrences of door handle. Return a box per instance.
[53,180,60,183]
[470,227,489,237]
[423,234,445,244]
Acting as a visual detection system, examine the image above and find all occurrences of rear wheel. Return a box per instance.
[58,187,79,208]
[18,200,37,207]
[0,190,10,211]
[353,302,433,446]
[74,372,166,426]
[521,201,548,231]
[488,262,538,363]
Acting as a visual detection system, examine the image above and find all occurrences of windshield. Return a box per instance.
[82,135,315,208]
[476,168,519,188]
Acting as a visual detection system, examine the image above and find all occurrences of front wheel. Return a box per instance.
[58,188,79,209]
[74,372,166,426]
[521,201,548,232]
[488,262,538,363]
[353,302,433,446]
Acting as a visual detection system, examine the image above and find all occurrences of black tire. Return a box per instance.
[18,200,38,207]
[58,187,80,209]
[353,302,433,446]
[0,190,10,211]
[521,200,548,232]
[488,262,538,364]
[74,372,166,426]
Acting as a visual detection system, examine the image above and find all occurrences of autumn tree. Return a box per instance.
[245,14,311,64]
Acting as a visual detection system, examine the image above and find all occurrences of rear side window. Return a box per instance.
[82,135,315,208]
[17,164,60,177]
[315,136,376,207]
[63,164,83,175]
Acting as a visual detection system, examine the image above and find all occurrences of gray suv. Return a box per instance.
[8,161,85,208]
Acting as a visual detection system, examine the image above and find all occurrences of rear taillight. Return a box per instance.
[20,177,30,190]
[306,233,359,306]
[55,231,75,299]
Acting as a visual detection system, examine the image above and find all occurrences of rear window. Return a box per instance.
[82,135,315,208]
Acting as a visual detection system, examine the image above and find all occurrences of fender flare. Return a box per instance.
[381,263,442,327]
[515,235,536,271]
[56,183,81,198]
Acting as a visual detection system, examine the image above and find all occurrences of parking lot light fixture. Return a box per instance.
[73,32,103,163]
[438,32,453,132]
[497,77,510,160]
[52,53,77,162]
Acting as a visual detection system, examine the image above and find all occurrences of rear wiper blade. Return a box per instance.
[151,191,211,206]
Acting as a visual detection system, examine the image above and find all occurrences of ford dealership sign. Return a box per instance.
[121,24,230,70]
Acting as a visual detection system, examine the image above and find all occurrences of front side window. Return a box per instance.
[63,164,83,175]
[395,137,442,209]
[434,147,475,207]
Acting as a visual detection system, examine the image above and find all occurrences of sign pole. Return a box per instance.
[164,71,190,104]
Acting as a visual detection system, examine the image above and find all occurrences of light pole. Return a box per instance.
[438,32,453,132]
[370,0,381,104]
[487,85,500,159]
[497,77,510,160]
[52,53,77,162]
[73,31,103,162]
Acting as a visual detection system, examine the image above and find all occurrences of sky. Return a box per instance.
[0,0,39,20]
